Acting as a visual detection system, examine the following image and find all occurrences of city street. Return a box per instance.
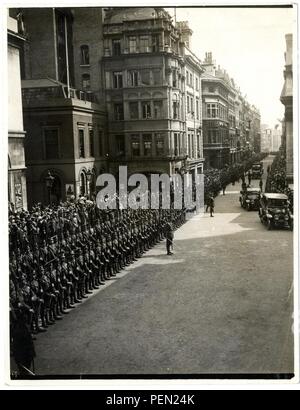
[33,156,294,376]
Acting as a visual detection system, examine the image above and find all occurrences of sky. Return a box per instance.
[166,6,295,128]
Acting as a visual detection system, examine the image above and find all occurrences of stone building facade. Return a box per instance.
[16,7,107,207]
[280,33,293,187]
[102,8,204,179]
[201,52,261,169]
[7,12,27,211]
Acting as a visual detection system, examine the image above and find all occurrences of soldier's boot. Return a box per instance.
[85,280,92,294]
[46,310,54,325]
[55,303,63,320]
[67,296,75,309]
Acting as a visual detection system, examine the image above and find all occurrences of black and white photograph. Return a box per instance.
[2,1,298,386]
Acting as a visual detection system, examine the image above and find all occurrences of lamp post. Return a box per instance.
[86,169,92,199]
[45,170,55,205]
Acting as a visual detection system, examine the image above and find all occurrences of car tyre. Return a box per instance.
[267,219,272,230]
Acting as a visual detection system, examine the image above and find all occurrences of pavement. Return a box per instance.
[32,155,294,376]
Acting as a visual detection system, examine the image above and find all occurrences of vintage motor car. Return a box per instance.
[239,187,261,211]
[251,162,264,179]
[258,193,293,230]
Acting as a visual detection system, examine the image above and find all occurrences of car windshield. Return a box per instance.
[267,199,287,208]
[252,165,261,169]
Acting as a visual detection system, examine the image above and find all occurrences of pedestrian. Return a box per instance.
[165,223,174,255]
[247,170,252,187]
[209,195,215,217]
[222,183,226,195]
[259,178,263,192]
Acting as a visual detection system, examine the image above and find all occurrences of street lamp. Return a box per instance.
[86,169,92,199]
[45,170,55,205]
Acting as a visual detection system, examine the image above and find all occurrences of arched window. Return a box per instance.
[82,73,90,90]
[80,171,87,197]
[80,45,89,65]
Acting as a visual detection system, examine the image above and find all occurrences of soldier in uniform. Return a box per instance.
[165,222,174,255]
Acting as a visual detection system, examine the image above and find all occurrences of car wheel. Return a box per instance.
[290,222,293,231]
[267,219,272,230]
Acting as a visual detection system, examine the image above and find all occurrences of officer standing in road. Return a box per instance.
[165,223,174,255]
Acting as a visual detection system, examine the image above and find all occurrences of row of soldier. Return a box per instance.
[9,200,186,335]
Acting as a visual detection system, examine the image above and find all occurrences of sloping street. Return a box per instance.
[32,156,293,376]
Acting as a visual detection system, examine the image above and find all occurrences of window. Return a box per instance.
[129,36,137,53]
[112,39,121,56]
[196,99,199,119]
[196,77,199,91]
[143,134,152,156]
[206,103,219,118]
[173,102,178,119]
[113,72,123,88]
[140,69,150,86]
[172,71,177,87]
[128,70,138,86]
[129,102,139,119]
[82,73,90,90]
[186,70,189,84]
[152,35,159,52]
[131,135,140,156]
[44,128,59,159]
[189,73,193,87]
[142,101,151,119]
[114,103,124,121]
[153,69,161,85]
[89,129,94,157]
[187,96,190,112]
[78,129,85,158]
[80,45,89,65]
[140,35,150,53]
[116,135,125,155]
[153,100,163,119]
[190,97,194,114]
[155,133,164,156]
[174,133,179,155]
[98,130,103,156]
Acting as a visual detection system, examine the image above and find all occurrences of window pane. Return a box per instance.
[44,129,59,159]
[155,133,164,155]
[129,102,139,119]
[114,103,124,120]
[116,135,125,155]
[140,70,150,86]
[140,35,150,52]
[113,72,123,88]
[79,129,85,158]
[129,37,136,53]
[112,39,121,56]
[128,70,138,86]
[142,101,151,119]
[89,129,94,157]
[131,135,140,156]
[82,73,90,90]
[153,69,161,85]
[154,100,162,119]
[143,134,152,156]
[81,45,89,65]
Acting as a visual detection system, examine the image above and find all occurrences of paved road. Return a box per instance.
[33,155,294,376]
